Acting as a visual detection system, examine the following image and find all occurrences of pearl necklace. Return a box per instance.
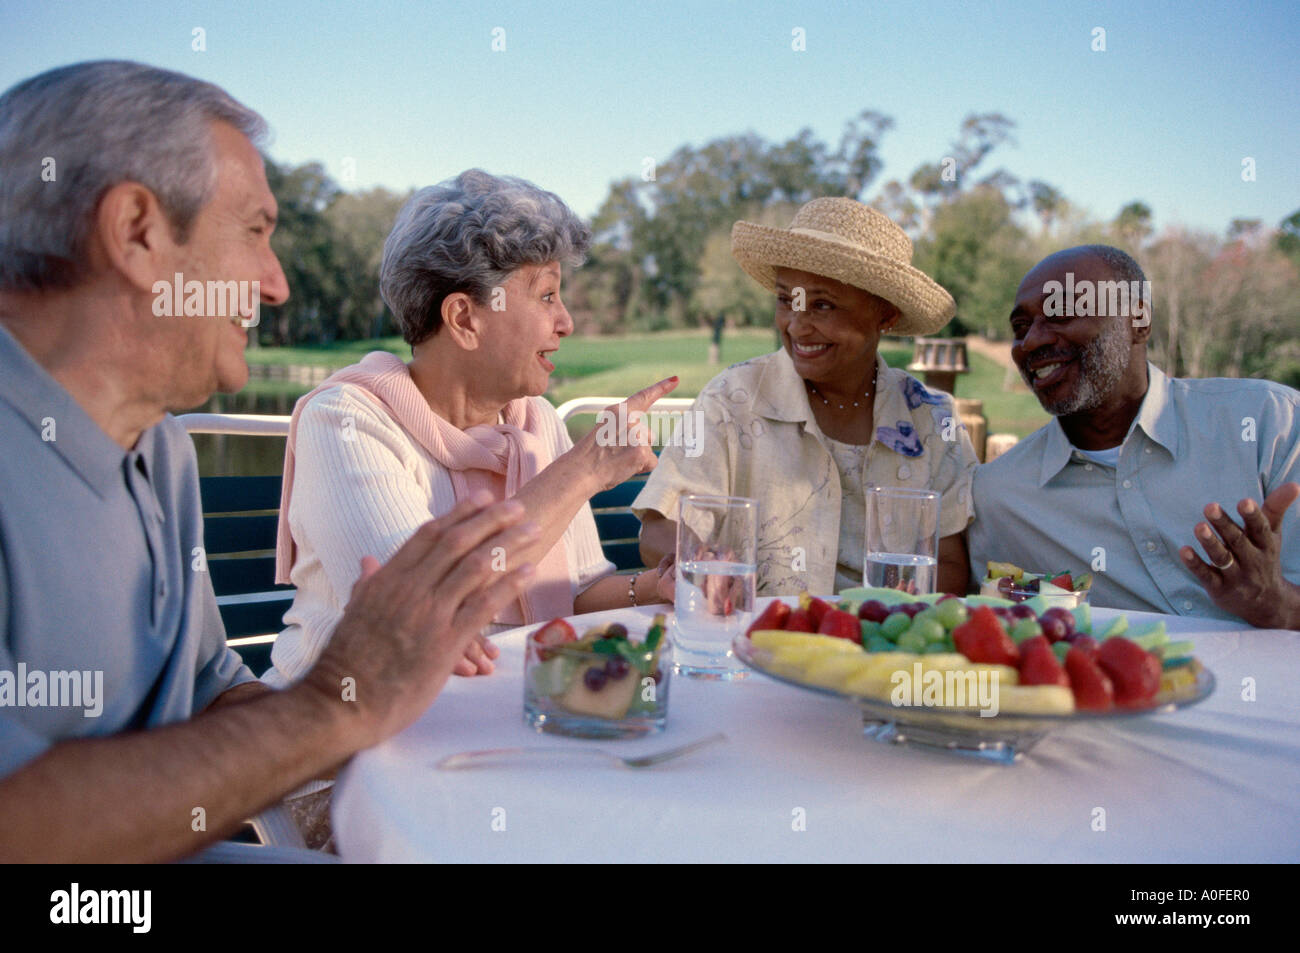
[807,368,877,410]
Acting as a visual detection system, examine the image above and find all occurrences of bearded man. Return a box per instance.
[967,245,1300,629]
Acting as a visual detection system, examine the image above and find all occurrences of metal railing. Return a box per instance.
[178,413,291,436]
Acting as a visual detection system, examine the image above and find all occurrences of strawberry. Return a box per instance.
[785,608,816,632]
[746,600,792,637]
[817,608,862,643]
[530,618,577,660]
[1096,637,1162,707]
[952,606,1020,667]
[1065,647,1115,711]
[798,592,833,627]
[1049,572,1074,591]
[1017,635,1070,688]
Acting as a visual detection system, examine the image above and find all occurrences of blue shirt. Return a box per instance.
[969,362,1300,619]
[0,323,252,777]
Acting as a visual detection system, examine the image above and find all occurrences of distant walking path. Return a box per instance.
[965,335,1015,370]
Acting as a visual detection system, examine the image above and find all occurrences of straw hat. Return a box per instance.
[731,198,955,336]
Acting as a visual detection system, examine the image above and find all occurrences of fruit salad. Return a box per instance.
[740,589,1204,716]
[524,615,670,738]
[980,562,1093,608]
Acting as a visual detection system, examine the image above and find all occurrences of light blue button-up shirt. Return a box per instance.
[0,323,253,777]
[968,362,1300,620]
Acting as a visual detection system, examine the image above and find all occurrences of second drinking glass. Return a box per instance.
[864,486,941,595]
[673,494,758,679]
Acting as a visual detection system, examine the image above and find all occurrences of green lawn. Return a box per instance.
[240,329,1049,438]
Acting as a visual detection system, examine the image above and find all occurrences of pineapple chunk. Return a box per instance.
[800,653,877,691]
[986,561,1024,581]
[751,631,858,654]
[994,685,1075,715]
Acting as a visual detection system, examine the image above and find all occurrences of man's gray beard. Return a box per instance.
[1031,321,1132,416]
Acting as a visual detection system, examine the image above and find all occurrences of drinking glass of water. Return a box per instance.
[673,494,758,679]
[864,486,940,595]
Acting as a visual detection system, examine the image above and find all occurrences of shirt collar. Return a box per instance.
[1133,361,1179,457]
[753,347,815,424]
[1036,360,1176,486]
[0,322,130,498]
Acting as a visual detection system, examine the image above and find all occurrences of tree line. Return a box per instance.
[259,111,1300,388]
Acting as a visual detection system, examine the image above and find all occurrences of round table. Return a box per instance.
[332,601,1300,862]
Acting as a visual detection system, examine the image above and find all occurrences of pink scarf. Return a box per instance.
[274,351,573,625]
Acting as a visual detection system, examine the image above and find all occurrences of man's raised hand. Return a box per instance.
[1180,482,1300,630]
[303,492,537,748]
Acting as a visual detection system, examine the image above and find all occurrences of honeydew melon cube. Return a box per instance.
[837,587,917,607]
[1099,615,1130,639]
[1023,594,1054,616]
[1129,622,1169,649]
[1071,603,1092,634]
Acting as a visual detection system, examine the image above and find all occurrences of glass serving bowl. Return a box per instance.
[732,634,1215,764]
[524,626,671,739]
[979,571,1092,609]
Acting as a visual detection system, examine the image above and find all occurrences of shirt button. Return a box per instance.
[1085,463,1094,471]
[1146,541,1157,552]
[1182,600,1193,611]
[897,463,911,480]
[1145,447,1152,454]
[1123,479,1133,489]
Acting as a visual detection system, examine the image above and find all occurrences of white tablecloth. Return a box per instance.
[332,603,1300,862]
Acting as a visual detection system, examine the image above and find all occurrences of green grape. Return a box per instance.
[912,608,942,629]
[896,630,927,654]
[859,620,883,642]
[910,618,947,644]
[934,598,968,630]
[923,641,952,654]
[881,612,911,639]
[866,634,895,653]
[1010,618,1042,645]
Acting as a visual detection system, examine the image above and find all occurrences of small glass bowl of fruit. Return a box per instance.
[980,562,1092,608]
[524,615,671,738]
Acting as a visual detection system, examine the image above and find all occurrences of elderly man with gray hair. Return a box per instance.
[0,60,538,861]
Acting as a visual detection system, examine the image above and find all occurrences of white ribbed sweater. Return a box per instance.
[263,383,614,689]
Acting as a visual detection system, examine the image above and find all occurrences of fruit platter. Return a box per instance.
[980,561,1093,608]
[524,614,671,738]
[732,588,1214,762]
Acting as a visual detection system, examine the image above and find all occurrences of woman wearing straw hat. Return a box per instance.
[635,197,978,596]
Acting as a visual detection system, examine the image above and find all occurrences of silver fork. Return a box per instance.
[435,732,727,770]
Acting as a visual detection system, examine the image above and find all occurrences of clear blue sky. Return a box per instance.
[3,0,1297,236]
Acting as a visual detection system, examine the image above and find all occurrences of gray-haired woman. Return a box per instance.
[267,169,677,694]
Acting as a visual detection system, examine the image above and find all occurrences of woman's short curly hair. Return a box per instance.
[380,169,591,346]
